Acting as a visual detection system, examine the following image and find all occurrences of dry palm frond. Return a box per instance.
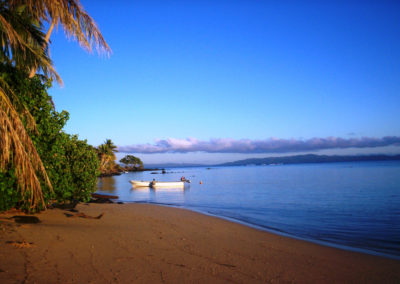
[0,2,62,84]
[0,79,52,211]
[9,0,111,56]
[0,13,25,52]
[0,78,36,131]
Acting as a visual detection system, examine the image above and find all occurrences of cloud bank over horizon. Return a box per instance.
[117,136,400,154]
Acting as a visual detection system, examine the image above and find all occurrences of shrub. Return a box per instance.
[0,65,99,211]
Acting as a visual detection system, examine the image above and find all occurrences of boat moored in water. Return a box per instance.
[150,181,184,188]
[129,180,151,187]
[130,180,185,188]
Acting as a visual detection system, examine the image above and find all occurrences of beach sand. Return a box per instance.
[0,203,399,283]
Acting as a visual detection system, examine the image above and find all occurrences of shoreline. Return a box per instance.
[1,203,399,283]
[104,199,400,261]
[180,204,400,261]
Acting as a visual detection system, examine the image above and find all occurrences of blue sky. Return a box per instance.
[49,0,400,164]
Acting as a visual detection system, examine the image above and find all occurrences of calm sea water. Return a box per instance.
[96,161,400,259]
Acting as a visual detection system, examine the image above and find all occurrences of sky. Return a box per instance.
[48,0,400,164]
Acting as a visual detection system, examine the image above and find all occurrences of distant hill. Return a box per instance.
[218,154,400,166]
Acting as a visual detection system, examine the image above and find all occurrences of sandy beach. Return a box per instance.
[0,203,399,284]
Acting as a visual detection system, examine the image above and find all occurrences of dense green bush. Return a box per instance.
[0,170,18,211]
[0,65,99,211]
[62,135,100,201]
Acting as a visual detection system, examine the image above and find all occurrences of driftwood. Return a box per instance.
[64,212,104,219]
[6,241,35,248]
[91,193,118,199]
[50,201,79,209]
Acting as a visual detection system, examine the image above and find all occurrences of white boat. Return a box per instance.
[150,181,184,188]
[129,180,151,187]
[129,180,184,188]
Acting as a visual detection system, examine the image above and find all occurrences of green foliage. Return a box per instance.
[63,136,100,201]
[120,155,143,168]
[0,170,19,211]
[0,65,99,211]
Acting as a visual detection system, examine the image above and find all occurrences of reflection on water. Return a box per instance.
[129,186,188,203]
[97,176,116,193]
[151,187,186,192]
[130,187,151,193]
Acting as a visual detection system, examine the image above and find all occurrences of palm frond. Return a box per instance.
[0,78,52,210]
[9,0,111,56]
[0,2,62,84]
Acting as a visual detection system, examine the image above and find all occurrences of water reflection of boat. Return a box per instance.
[130,187,151,192]
[130,186,184,193]
[151,187,184,192]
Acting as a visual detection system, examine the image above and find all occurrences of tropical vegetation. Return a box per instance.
[0,0,110,211]
[1,66,100,210]
[97,139,119,175]
[120,155,144,170]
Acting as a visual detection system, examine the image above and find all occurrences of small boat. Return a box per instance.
[129,180,151,187]
[150,181,184,188]
[129,180,184,188]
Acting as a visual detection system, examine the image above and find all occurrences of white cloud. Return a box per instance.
[117,136,400,154]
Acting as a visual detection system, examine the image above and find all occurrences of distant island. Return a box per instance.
[218,154,400,167]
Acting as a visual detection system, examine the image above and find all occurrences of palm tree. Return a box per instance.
[97,144,110,172]
[5,0,111,80]
[0,2,55,210]
[97,139,118,173]
[104,139,118,155]
[0,0,110,210]
[0,2,59,80]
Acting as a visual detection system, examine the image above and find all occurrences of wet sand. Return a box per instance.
[0,203,399,283]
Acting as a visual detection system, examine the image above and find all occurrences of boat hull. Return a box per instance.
[129,180,185,188]
[150,181,184,188]
[129,180,151,187]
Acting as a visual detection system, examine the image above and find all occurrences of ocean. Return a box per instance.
[96,161,400,260]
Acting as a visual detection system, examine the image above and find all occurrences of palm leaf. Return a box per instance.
[0,78,52,210]
[0,2,62,83]
[9,0,111,56]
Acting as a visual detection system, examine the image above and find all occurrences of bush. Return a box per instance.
[62,136,100,202]
[0,65,99,211]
